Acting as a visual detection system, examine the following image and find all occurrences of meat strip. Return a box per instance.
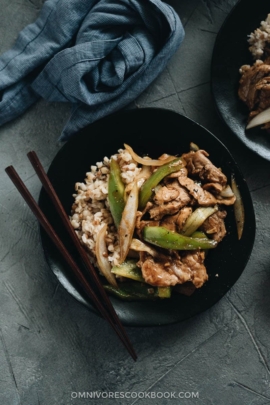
[201,209,227,242]
[182,149,227,186]
[138,252,192,287]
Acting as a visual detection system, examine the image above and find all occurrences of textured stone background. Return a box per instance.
[1,1,270,404]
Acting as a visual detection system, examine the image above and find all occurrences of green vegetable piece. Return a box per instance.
[143,226,218,250]
[108,159,125,228]
[157,287,171,298]
[191,231,208,239]
[111,259,144,282]
[104,282,160,301]
[138,158,183,210]
[191,231,210,256]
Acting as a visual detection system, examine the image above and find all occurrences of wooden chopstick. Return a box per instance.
[26,150,136,359]
[5,163,137,361]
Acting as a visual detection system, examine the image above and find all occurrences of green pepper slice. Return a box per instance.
[143,226,218,250]
[138,158,184,210]
[191,231,208,239]
[104,282,171,300]
[111,259,144,282]
[157,286,171,298]
[111,260,171,298]
[104,282,159,300]
[108,159,125,228]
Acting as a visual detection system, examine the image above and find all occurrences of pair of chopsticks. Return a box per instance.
[5,151,137,361]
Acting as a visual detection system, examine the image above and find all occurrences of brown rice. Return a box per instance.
[247,13,270,59]
[70,148,140,267]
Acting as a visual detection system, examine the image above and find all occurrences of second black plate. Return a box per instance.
[211,0,270,161]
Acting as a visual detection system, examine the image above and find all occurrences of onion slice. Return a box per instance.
[220,184,235,198]
[190,142,200,151]
[130,238,159,257]
[96,224,118,288]
[181,206,218,236]
[124,143,176,166]
[246,106,270,129]
[231,175,245,240]
[119,181,139,263]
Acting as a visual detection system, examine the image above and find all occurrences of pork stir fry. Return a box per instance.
[134,148,235,291]
[238,60,270,129]
[70,144,237,300]
[238,13,270,130]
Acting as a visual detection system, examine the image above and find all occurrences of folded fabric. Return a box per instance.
[0,0,185,141]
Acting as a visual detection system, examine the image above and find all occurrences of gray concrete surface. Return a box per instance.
[1,0,270,404]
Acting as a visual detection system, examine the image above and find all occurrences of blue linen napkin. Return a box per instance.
[0,0,185,141]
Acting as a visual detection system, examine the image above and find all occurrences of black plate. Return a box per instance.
[211,0,270,161]
[38,108,256,326]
